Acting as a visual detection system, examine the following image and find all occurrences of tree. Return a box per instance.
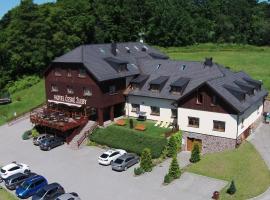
[167,136,177,157]
[227,180,236,195]
[168,156,181,179]
[190,143,200,163]
[140,148,153,172]
[129,118,134,129]
[31,128,39,138]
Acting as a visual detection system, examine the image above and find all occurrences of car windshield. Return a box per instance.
[114,159,124,164]
[21,182,30,189]
[1,169,6,173]
[35,189,47,197]
[100,153,109,158]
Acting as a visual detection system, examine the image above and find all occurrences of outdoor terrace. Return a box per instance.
[30,108,88,132]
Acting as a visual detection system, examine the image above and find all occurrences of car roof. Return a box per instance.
[41,183,61,190]
[103,149,118,155]
[118,153,135,160]
[25,175,44,183]
[2,163,18,170]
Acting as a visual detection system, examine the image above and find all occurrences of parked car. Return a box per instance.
[16,175,48,199]
[56,192,81,200]
[5,172,36,190]
[98,149,127,165]
[39,136,64,151]
[0,162,30,180]
[33,134,53,146]
[111,153,140,171]
[32,182,65,200]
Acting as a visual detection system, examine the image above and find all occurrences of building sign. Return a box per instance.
[53,95,87,105]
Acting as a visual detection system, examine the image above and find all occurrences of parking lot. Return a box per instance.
[0,118,227,200]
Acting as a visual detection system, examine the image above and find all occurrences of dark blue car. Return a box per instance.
[15,175,48,199]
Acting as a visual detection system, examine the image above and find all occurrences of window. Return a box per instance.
[117,64,127,72]
[213,120,225,132]
[131,104,140,112]
[241,118,244,128]
[131,83,139,90]
[67,86,74,94]
[51,85,58,92]
[9,166,20,171]
[150,106,160,116]
[171,109,177,118]
[196,91,203,104]
[67,69,72,77]
[78,68,86,78]
[150,84,160,92]
[211,95,217,106]
[171,86,181,95]
[54,68,61,76]
[109,85,116,94]
[188,117,199,128]
[83,88,92,97]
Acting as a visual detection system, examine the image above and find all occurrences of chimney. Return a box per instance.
[204,57,213,67]
[111,42,117,56]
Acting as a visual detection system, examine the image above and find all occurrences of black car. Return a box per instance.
[5,172,36,190]
[32,182,65,200]
[39,136,64,151]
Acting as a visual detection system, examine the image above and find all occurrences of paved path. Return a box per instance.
[0,119,227,200]
[248,123,270,200]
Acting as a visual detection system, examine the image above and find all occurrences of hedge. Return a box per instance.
[89,126,167,158]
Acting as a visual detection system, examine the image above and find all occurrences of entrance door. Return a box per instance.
[187,137,202,151]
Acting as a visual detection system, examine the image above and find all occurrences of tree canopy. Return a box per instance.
[0,0,269,90]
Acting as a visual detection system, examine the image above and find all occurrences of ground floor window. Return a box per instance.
[150,106,160,116]
[171,109,177,118]
[83,88,92,96]
[188,117,199,128]
[213,120,225,132]
[131,104,140,112]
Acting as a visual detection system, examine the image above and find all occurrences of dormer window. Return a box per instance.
[150,84,160,92]
[54,68,61,76]
[130,75,149,90]
[117,64,127,72]
[224,84,246,102]
[78,68,86,78]
[149,76,169,93]
[131,83,140,90]
[109,85,116,94]
[170,77,190,95]
[171,86,182,95]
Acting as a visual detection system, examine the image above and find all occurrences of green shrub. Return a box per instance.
[173,131,182,151]
[22,130,32,140]
[140,148,153,172]
[227,180,236,195]
[167,136,177,157]
[6,75,40,94]
[134,167,145,176]
[89,126,167,158]
[164,174,173,184]
[31,129,39,138]
[168,156,181,179]
[190,143,201,163]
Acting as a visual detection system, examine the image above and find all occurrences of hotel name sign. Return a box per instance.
[53,95,87,105]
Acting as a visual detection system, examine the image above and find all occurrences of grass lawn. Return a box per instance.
[0,188,17,200]
[113,118,169,138]
[186,142,270,200]
[0,80,45,126]
[89,121,168,158]
[160,43,270,92]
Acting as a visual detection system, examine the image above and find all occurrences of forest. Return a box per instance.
[0,0,269,91]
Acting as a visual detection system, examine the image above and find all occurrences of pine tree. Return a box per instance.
[168,156,181,179]
[140,148,153,172]
[227,180,236,195]
[167,136,177,157]
[190,143,200,163]
[129,118,134,129]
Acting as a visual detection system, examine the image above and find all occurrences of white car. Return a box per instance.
[98,149,127,165]
[0,162,30,180]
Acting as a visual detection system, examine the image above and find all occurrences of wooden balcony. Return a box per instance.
[30,109,88,132]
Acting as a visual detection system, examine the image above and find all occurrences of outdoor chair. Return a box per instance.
[160,121,167,128]
[154,121,161,126]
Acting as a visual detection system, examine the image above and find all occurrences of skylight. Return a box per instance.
[156,64,161,69]
[181,64,186,71]
[134,46,139,51]
[99,48,105,54]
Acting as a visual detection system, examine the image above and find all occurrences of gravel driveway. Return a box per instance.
[0,119,227,200]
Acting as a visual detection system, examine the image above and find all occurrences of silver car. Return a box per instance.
[56,192,81,200]
[33,134,52,146]
[111,153,140,171]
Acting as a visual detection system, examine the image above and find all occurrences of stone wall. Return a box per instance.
[182,131,236,154]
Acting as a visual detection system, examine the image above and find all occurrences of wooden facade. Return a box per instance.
[44,63,126,125]
[178,84,238,115]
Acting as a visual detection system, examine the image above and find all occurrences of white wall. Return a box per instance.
[237,101,263,136]
[126,96,175,122]
[178,108,238,139]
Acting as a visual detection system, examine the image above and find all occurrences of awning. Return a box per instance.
[48,100,82,108]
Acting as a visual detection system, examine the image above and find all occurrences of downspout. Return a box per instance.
[235,114,240,148]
